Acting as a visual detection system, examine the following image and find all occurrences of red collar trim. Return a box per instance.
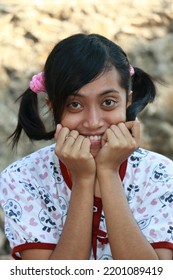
[59,160,127,190]
[59,161,72,189]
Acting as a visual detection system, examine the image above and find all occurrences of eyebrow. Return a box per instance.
[70,89,120,97]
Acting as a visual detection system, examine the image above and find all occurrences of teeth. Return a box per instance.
[88,135,101,141]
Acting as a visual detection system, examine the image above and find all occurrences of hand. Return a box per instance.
[54,124,96,182]
[95,120,140,172]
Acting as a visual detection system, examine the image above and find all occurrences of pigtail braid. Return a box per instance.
[9,88,54,148]
[126,67,156,121]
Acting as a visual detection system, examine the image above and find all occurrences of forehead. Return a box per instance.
[77,67,123,96]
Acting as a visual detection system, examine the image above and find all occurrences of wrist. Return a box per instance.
[97,168,121,183]
[71,175,95,193]
[97,166,120,177]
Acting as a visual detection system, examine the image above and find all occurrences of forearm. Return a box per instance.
[49,178,94,260]
[97,170,159,260]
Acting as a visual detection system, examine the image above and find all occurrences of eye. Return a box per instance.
[102,99,117,108]
[67,101,83,111]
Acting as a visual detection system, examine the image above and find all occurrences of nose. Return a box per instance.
[83,107,104,129]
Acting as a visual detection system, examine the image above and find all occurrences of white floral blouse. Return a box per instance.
[0,144,173,259]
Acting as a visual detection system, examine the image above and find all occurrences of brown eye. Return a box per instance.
[67,101,83,112]
[102,99,116,107]
[70,102,81,108]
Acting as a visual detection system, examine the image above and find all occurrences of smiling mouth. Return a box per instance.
[87,135,102,141]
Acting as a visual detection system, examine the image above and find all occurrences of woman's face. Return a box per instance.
[61,67,131,157]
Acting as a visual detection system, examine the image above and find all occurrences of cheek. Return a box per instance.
[106,109,126,125]
[61,114,81,129]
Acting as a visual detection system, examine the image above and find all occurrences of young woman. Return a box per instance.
[0,33,173,260]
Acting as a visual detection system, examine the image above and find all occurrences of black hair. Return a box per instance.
[9,33,156,147]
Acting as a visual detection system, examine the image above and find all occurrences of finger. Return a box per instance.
[102,127,119,146]
[71,135,86,151]
[63,130,79,149]
[130,120,140,144]
[102,126,118,145]
[65,130,79,142]
[54,124,62,139]
[109,124,127,143]
[81,137,91,152]
[55,126,70,146]
[102,124,128,146]
[125,120,140,140]
[117,122,133,139]
[125,120,136,130]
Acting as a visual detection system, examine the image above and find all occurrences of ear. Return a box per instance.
[45,97,52,111]
[127,90,132,107]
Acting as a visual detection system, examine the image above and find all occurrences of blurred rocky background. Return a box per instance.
[1,0,173,259]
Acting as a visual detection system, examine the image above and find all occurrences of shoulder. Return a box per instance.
[127,147,173,184]
[0,144,62,193]
[0,143,66,219]
[1,144,56,175]
[0,144,70,254]
[128,147,173,168]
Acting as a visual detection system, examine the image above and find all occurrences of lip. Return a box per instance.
[81,133,104,146]
[87,135,102,146]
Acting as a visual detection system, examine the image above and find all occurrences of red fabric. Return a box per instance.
[59,160,127,191]
[151,242,173,250]
[12,240,173,259]
[59,160,72,189]
[12,242,56,260]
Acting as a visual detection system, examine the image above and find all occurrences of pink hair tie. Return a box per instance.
[129,65,135,76]
[29,72,46,94]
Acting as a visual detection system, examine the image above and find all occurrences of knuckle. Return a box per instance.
[79,154,90,162]
[61,149,69,159]
[71,152,78,160]
[130,140,138,150]
[54,148,60,157]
